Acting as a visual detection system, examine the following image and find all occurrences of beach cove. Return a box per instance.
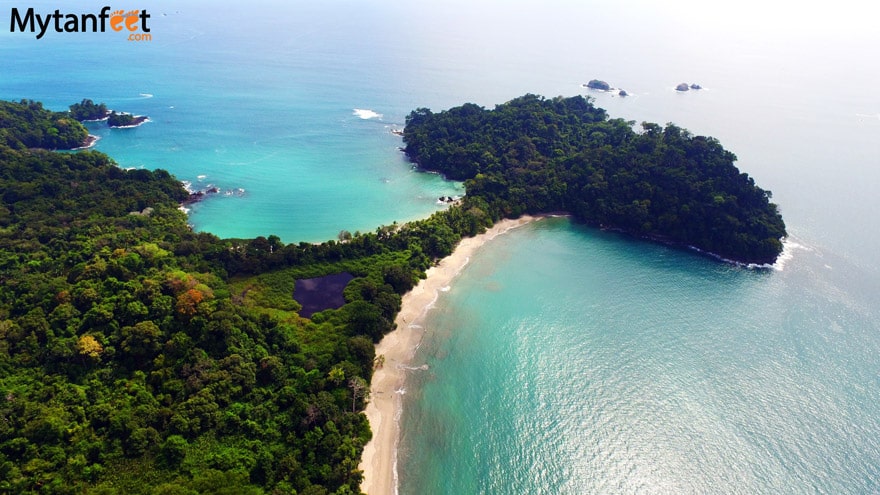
[359,215,545,495]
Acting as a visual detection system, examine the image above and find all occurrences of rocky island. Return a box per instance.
[676,82,703,91]
[585,79,611,91]
[584,80,629,98]
[69,99,149,128]
[108,111,149,128]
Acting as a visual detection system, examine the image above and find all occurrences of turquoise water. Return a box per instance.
[3,1,880,493]
[1,1,463,242]
[399,218,880,494]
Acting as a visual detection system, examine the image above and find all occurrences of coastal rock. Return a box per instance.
[690,83,702,90]
[586,79,611,91]
[182,186,221,205]
[76,134,99,150]
[618,89,628,97]
[108,113,149,128]
[675,83,690,92]
[185,191,205,204]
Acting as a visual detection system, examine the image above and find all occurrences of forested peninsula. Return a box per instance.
[1,99,481,494]
[403,94,786,264]
[1,94,785,494]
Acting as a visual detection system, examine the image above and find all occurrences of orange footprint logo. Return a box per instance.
[110,9,142,32]
[110,9,125,31]
[124,10,141,32]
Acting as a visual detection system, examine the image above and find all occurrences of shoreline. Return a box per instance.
[358,214,547,495]
[72,134,100,150]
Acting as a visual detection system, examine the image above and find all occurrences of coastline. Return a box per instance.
[358,214,546,495]
[72,134,100,150]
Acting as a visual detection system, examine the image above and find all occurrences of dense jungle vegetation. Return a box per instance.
[1,100,88,150]
[68,100,109,122]
[403,94,786,264]
[0,99,496,494]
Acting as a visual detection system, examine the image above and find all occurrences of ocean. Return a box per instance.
[3,0,879,493]
[399,218,880,493]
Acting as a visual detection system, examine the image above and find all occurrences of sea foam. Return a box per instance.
[767,238,811,271]
[353,108,383,119]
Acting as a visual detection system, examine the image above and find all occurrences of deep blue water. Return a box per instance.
[3,1,879,493]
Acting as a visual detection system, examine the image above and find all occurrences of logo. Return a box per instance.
[10,6,151,41]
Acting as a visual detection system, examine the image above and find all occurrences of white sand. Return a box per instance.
[358,215,543,495]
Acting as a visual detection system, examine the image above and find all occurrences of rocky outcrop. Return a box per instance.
[676,83,703,91]
[586,79,611,91]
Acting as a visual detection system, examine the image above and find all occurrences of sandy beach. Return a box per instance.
[358,214,544,495]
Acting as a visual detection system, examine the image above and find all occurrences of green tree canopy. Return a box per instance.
[403,94,786,264]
